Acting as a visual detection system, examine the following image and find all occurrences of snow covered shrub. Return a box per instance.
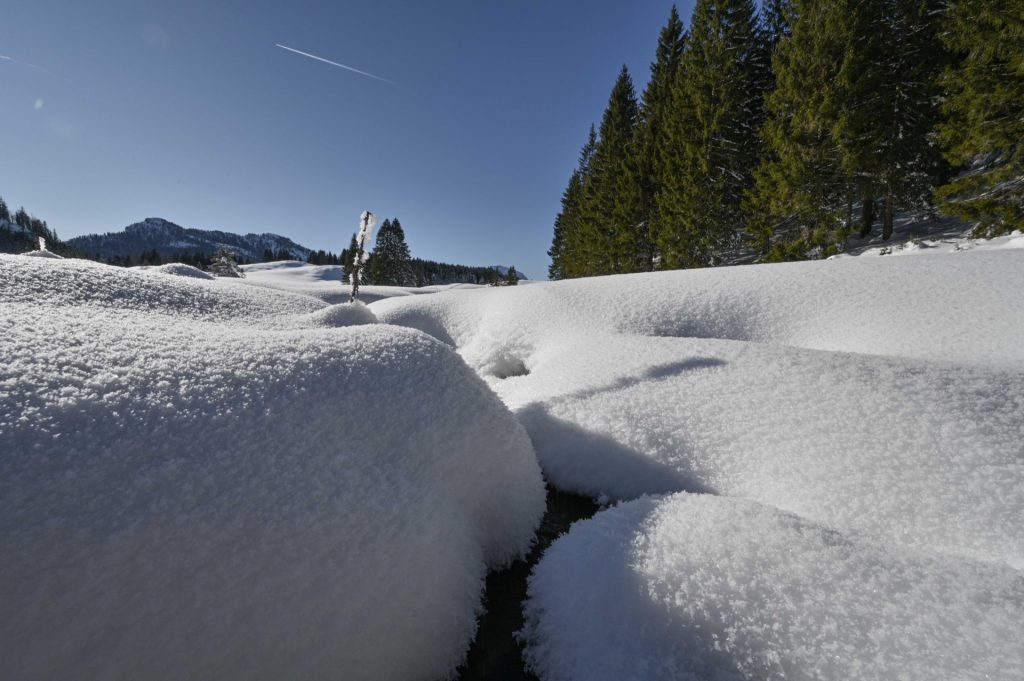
[207,248,245,277]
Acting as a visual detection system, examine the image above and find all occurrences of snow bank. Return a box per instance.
[374,250,1024,370]
[523,493,1024,681]
[373,247,1024,676]
[0,254,545,681]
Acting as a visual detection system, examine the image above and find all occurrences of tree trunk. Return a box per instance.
[882,195,894,240]
[859,196,874,238]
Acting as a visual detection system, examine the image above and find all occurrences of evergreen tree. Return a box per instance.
[550,126,597,279]
[749,0,945,258]
[0,197,9,222]
[655,0,766,268]
[634,5,688,271]
[937,0,1024,235]
[578,66,642,276]
[505,266,519,286]
[370,218,415,286]
[207,249,244,277]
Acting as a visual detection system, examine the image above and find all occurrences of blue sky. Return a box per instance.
[1,0,694,279]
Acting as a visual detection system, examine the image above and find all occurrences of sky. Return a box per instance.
[1,0,695,279]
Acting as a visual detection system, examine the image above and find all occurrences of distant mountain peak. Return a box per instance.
[68,218,313,262]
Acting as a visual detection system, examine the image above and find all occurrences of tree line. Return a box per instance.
[549,0,1023,278]
[342,217,520,286]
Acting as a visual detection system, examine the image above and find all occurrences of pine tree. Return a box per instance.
[207,249,244,277]
[748,0,945,258]
[655,0,766,268]
[371,218,415,286]
[937,0,1024,235]
[0,197,10,222]
[550,126,597,279]
[635,5,688,271]
[578,66,642,276]
[505,266,519,286]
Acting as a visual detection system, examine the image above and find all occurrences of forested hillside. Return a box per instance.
[549,0,1023,278]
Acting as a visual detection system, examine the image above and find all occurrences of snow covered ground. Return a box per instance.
[2,236,1022,680]
[371,243,1024,679]
[0,255,545,681]
[238,260,483,304]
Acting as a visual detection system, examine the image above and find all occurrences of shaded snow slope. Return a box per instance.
[522,494,1024,681]
[0,255,545,681]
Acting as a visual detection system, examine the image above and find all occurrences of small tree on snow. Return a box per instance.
[506,266,519,286]
[348,210,377,302]
[208,249,245,278]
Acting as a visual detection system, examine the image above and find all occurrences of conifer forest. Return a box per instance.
[547,0,1024,279]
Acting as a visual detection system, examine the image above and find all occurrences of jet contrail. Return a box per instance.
[0,53,52,75]
[275,43,396,85]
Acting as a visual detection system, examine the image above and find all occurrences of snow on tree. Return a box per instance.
[207,249,245,278]
[348,210,377,302]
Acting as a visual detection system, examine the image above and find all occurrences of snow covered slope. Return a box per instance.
[371,247,1024,679]
[239,260,485,304]
[0,254,545,681]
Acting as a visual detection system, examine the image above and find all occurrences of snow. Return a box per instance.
[0,254,545,681]
[522,494,1024,681]
[135,262,215,279]
[371,246,1024,679]
[239,260,482,304]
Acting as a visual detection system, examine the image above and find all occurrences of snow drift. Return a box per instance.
[0,254,545,681]
[522,493,1024,681]
[371,247,1024,679]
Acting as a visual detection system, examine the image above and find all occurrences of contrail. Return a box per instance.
[0,53,52,75]
[275,44,396,85]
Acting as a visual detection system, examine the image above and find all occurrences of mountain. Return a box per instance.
[67,218,312,263]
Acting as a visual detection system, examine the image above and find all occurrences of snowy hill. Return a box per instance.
[67,217,314,262]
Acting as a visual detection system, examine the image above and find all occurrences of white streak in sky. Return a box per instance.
[0,53,52,75]
[275,44,396,85]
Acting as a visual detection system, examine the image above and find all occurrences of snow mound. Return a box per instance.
[150,262,215,279]
[0,256,545,681]
[21,249,63,259]
[303,300,379,327]
[1,254,325,326]
[238,261,427,304]
[523,494,1024,681]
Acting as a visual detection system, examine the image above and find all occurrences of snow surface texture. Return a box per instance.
[0,254,545,681]
[522,494,1024,681]
[371,247,1024,679]
[135,262,215,279]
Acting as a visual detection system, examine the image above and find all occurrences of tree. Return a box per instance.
[370,218,415,286]
[0,196,10,222]
[577,66,643,276]
[505,266,519,286]
[207,249,244,277]
[634,5,688,271]
[655,0,766,268]
[748,0,946,259]
[937,0,1024,235]
[549,126,597,279]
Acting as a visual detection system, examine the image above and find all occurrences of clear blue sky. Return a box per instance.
[1,0,695,279]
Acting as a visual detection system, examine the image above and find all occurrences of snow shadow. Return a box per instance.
[516,403,713,499]
[558,358,727,404]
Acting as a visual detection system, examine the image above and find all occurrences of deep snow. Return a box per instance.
[3,240,1022,681]
[0,254,545,681]
[369,245,1024,679]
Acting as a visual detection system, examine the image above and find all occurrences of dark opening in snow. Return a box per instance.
[456,486,599,680]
